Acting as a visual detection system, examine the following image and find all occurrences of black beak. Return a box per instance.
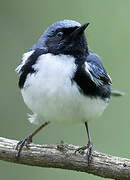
[71,22,90,37]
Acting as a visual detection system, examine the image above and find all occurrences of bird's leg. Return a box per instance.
[15,121,50,158]
[75,122,93,165]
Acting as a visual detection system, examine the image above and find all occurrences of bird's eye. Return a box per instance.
[57,32,63,37]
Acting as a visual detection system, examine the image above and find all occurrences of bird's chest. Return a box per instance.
[23,54,77,98]
[22,54,78,121]
[21,54,108,124]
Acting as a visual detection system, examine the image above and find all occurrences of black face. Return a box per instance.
[44,24,89,57]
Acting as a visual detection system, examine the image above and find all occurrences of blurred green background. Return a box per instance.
[0,0,129,179]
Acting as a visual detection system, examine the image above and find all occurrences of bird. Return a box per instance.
[15,19,123,164]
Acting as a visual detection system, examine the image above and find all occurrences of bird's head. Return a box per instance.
[35,20,90,57]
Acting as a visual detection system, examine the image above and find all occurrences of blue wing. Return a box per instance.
[86,51,112,86]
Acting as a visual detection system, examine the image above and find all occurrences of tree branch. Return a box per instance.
[0,137,130,179]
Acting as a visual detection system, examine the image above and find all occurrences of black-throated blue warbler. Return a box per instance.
[15,19,123,164]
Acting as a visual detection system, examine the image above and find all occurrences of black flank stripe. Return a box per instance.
[19,49,47,88]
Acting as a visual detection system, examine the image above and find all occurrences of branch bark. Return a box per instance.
[0,137,130,179]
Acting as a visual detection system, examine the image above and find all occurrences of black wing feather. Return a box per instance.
[87,51,112,86]
[73,51,111,99]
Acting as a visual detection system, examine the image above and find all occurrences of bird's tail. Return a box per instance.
[110,89,125,97]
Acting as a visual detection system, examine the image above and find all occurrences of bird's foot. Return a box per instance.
[75,142,93,166]
[15,135,32,159]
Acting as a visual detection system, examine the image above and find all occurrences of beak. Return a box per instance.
[71,22,90,37]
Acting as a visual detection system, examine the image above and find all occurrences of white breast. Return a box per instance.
[21,53,108,124]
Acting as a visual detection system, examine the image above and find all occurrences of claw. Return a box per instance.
[15,122,50,159]
[75,142,93,166]
[86,143,93,165]
[75,145,87,155]
[15,135,32,159]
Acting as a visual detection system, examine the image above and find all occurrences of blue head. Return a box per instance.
[30,20,90,56]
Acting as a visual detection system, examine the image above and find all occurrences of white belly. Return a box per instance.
[21,53,108,124]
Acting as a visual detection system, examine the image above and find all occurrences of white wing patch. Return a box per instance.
[85,62,103,86]
[15,50,35,75]
[27,113,39,124]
